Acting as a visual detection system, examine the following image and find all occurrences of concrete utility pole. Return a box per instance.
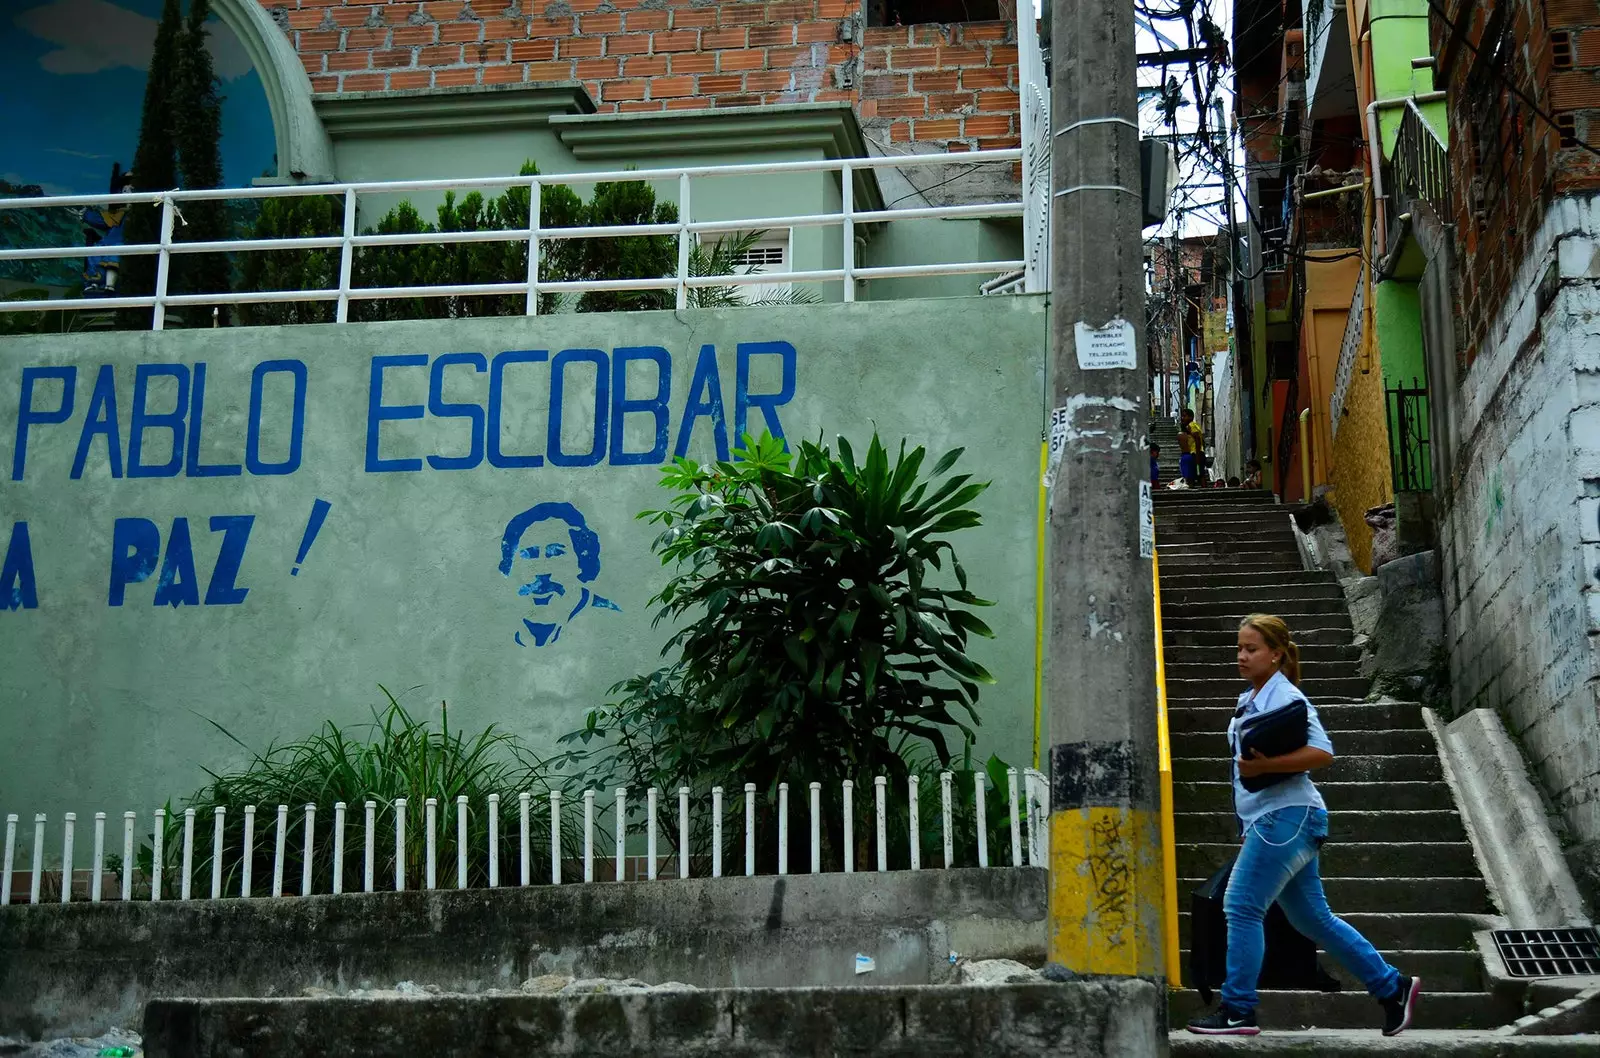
[1044,0,1166,981]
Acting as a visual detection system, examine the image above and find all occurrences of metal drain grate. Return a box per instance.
[1493,928,1600,977]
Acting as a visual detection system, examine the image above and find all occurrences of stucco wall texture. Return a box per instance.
[0,297,1047,825]
[1329,339,1391,574]
[1438,194,1600,890]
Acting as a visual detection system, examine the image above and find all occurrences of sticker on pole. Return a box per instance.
[1074,318,1138,371]
[1139,480,1155,559]
[1043,406,1069,488]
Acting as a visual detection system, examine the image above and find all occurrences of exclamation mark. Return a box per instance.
[291,499,332,576]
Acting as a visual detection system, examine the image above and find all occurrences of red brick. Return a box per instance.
[718,49,767,70]
[913,70,959,92]
[911,24,949,44]
[670,51,718,73]
[960,66,1010,88]
[483,63,527,84]
[874,95,926,117]
[300,53,326,74]
[526,60,577,79]
[713,93,765,106]
[604,79,648,101]
[606,33,651,54]
[345,27,387,48]
[528,17,577,36]
[420,43,462,64]
[328,50,372,71]
[889,120,911,141]
[862,74,907,97]
[341,71,387,90]
[619,100,666,112]
[423,1,465,17]
[331,6,377,26]
[826,43,854,64]
[288,9,324,29]
[470,42,509,63]
[388,70,432,89]
[665,96,706,109]
[698,74,745,93]
[511,39,558,61]
[947,141,972,151]
[976,135,1022,149]
[956,21,1008,42]
[672,8,718,28]
[963,114,1013,137]
[722,5,770,25]
[627,9,670,30]
[749,24,795,46]
[745,68,792,90]
[298,30,341,51]
[434,66,481,86]
[581,12,624,33]
[936,46,987,66]
[796,20,837,43]
[482,18,524,39]
[561,35,604,56]
[649,75,696,97]
[913,117,961,139]
[767,46,815,67]
[652,30,700,52]
[390,25,436,45]
[976,89,1020,111]
[768,1,812,19]
[575,57,620,78]
[702,27,748,49]
[927,91,976,113]
[988,45,1019,64]
[862,26,907,46]
[625,54,671,75]
[816,0,856,16]
[310,75,338,92]
[440,21,484,43]
[888,46,938,69]
[813,88,852,102]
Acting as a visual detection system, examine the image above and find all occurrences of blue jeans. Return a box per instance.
[1221,806,1401,1012]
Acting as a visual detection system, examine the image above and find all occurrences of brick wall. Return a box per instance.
[1438,192,1600,891]
[261,0,1020,156]
[1432,0,1600,366]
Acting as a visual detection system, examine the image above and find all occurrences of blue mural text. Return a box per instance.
[1,522,38,611]
[12,360,308,481]
[108,515,255,607]
[365,342,797,473]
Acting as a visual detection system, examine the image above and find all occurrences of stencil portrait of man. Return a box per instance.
[499,502,620,648]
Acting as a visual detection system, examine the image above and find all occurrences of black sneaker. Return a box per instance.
[1186,1006,1260,1035]
[1380,975,1421,1036]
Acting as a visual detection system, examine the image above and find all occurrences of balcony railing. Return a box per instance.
[0,151,1023,331]
[1391,99,1451,217]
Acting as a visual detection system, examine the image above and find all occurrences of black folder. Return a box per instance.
[1235,699,1310,793]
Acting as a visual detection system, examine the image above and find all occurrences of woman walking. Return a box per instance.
[1186,614,1421,1036]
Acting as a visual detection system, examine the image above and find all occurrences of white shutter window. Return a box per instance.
[729,233,792,304]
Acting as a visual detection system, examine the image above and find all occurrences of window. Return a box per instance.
[1558,113,1578,149]
[867,0,1002,27]
[713,232,793,305]
[1466,16,1523,229]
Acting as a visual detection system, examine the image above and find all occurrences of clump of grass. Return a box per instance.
[148,689,583,896]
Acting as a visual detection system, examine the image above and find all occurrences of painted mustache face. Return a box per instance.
[519,574,566,605]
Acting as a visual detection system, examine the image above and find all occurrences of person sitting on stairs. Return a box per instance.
[1187,613,1421,1038]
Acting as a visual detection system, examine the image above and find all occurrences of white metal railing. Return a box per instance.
[0,152,1024,330]
[1329,264,1364,443]
[0,768,1048,906]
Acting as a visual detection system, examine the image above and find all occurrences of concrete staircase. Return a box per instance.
[1150,415,1183,482]
[1155,487,1514,1030]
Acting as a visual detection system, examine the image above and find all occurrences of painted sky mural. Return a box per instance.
[1,0,277,196]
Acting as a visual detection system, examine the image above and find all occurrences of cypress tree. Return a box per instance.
[119,0,183,327]
[174,0,229,318]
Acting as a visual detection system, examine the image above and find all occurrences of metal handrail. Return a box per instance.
[1151,545,1182,987]
[0,149,1024,329]
[1392,100,1450,213]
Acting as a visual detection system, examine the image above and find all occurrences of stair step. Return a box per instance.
[1166,613,1353,633]
[1176,875,1492,915]
[1162,584,1348,604]
[1168,701,1415,733]
[1179,842,1478,880]
[1172,728,1436,760]
[1166,676,1370,701]
[1165,643,1361,665]
[1153,491,1280,505]
[1164,627,1354,647]
[1165,664,1364,684]
[1162,598,1347,618]
[1174,809,1465,844]
[1159,570,1338,589]
[1176,910,1478,952]
[1174,948,1483,993]
[1157,543,1301,560]
[1173,755,1440,784]
[1174,781,1453,813]
[1168,988,1517,1032]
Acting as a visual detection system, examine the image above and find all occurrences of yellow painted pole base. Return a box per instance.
[1048,806,1166,978]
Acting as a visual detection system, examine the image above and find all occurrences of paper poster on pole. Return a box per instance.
[1074,318,1138,371]
[1043,406,1069,488]
[1139,480,1154,559]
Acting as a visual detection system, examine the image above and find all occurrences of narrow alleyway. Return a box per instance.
[1154,484,1514,1029]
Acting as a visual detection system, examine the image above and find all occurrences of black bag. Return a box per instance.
[1236,698,1310,792]
[1189,856,1343,1004]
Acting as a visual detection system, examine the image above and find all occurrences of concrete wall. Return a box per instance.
[1328,331,1393,574]
[1438,193,1600,891]
[142,979,1167,1058]
[0,867,1047,1038]
[0,297,1046,825]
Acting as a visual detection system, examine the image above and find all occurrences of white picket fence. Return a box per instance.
[0,769,1049,907]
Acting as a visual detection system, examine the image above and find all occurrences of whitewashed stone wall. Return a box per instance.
[1440,194,1600,886]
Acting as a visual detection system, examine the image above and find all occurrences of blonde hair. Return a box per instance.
[1240,613,1301,686]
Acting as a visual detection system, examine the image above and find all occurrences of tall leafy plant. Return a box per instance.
[559,431,997,870]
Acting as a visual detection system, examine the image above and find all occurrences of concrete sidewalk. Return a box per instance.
[1172,1030,1600,1055]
